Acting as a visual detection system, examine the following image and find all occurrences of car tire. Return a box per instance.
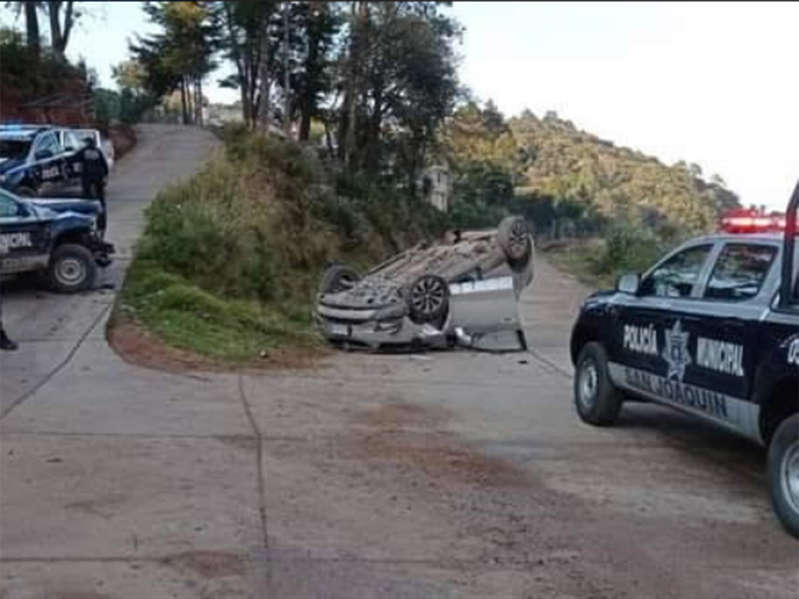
[16,186,37,197]
[497,216,532,271]
[48,243,97,293]
[574,342,623,426]
[319,264,360,294]
[768,413,799,538]
[407,274,449,326]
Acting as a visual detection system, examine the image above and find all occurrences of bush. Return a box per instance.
[589,223,666,277]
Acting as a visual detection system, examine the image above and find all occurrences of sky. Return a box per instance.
[5,1,796,210]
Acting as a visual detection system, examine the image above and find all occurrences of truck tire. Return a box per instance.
[48,243,96,293]
[497,216,532,271]
[574,342,623,426]
[319,264,360,294]
[768,413,799,538]
[407,274,449,326]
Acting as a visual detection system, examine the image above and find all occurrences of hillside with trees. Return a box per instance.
[441,102,740,239]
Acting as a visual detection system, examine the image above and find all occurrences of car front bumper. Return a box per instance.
[88,239,115,267]
[314,303,448,349]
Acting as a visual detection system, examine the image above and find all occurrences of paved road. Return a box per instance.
[1,126,797,598]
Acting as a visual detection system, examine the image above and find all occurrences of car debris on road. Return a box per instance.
[570,181,799,538]
[315,216,534,352]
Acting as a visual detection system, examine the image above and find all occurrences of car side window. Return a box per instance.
[0,195,20,218]
[640,244,712,298]
[705,243,776,301]
[34,132,59,156]
[63,130,79,150]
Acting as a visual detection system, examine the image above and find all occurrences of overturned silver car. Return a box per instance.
[314,216,534,351]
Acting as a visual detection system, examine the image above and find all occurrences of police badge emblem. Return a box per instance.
[663,320,691,381]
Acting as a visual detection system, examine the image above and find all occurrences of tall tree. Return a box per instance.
[333,2,461,185]
[24,1,40,55]
[132,1,218,125]
[291,1,342,141]
[215,0,279,128]
[4,1,42,55]
[45,0,76,60]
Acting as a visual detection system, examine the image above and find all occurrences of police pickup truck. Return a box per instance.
[0,125,84,196]
[570,184,799,538]
[0,187,112,292]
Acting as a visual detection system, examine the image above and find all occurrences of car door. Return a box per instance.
[31,132,66,190]
[0,191,50,275]
[685,241,779,435]
[608,242,715,384]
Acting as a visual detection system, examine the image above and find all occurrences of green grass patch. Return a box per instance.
[119,259,318,363]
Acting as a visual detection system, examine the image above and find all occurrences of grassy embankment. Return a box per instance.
[113,127,444,364]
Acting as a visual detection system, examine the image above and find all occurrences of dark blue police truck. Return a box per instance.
[570,182,799,538]
[0,125,84,197]
[0,187,112,292]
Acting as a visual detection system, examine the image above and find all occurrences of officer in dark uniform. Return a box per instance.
[0,285,17,351]
[77,136,109,230]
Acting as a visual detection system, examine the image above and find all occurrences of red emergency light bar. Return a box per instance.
[720,209,786,233]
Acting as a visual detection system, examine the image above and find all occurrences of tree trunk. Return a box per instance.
[282,1,291,137]
[342,1,367,168]
[48,1,75,60]
[180,79,189,125]
[196,78,204,126]
[256,17,272,133]
[298,20,317,141]
[187,76,195,124]
[25,2,40,56]
[240,83,251,127]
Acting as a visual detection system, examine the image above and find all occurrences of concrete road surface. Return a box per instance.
[1,125,797,598]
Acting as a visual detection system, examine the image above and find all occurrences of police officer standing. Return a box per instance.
[77,136,109,205]
[0,270,17,350]
[0,298,17,351]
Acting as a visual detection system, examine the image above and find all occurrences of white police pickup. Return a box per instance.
[0,187,113,292]
[570,183,799,538]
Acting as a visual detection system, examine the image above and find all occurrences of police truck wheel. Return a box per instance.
[768,414,799,538]
[574,342,623,426]
[48,244,96,293]
[16,186,37,197]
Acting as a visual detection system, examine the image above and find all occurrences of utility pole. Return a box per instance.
[283,1,291,137]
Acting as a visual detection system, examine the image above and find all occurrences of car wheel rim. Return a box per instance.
[780,441,799,514]
[55,258,86,286]
[579,359,598,410]
[410,277,445,317]
[507,220,529,260]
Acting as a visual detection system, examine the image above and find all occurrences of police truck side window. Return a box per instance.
[0,195,19,217]
[641,245,712,298]
[35,133,58,155]
[704,244,776,301]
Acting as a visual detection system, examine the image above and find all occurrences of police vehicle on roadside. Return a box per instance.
[0,187,112,292]
[0,125,84,197]
[570,183,799,538]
